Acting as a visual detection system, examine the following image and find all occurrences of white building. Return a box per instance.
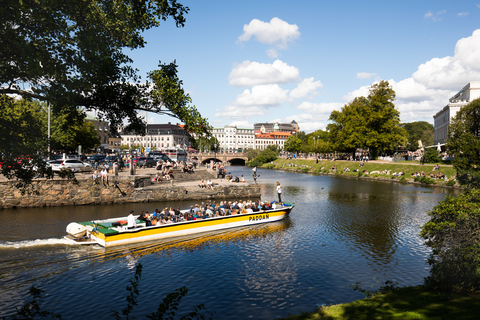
[434,81,480,145]
[211,125,255,152]
[120,123,190,151]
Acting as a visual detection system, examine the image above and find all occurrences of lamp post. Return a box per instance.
[214,143,217,166]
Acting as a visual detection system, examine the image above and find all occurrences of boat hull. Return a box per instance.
[71,205,293,247]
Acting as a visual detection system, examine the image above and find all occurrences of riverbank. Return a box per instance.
[260,158,460,188]
[280,285,480,320]
[0,167,261,209]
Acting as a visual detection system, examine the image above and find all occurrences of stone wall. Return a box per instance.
[0,176,261,209]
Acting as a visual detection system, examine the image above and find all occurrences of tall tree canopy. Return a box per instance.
[1,0,210,188]
[401,121,434,151]
[0,0,209,134]
[327,81,406,158]
[307,130,331,153]
[446,98,480,188]
[284,135,302,153]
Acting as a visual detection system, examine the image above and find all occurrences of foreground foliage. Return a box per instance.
[280,285,480,320]
[421,188,480,292]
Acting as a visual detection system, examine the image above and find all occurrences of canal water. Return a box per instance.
[0,167,459,319]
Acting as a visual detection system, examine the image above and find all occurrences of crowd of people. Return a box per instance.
[126,199,284,229]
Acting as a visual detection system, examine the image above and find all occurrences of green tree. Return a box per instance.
[421,188,480,292]
[424,148,441,163]
[0,96,53,188]
[284,135,302,153]
[327,81,407,158]
[50,109,100,152]
[0,0,207,133]
[446,98,480,188]
[328,96,370,154]
[245,148,260,161]
[401,121,434,151]
[248,145,278,167]
[1,0,211,186]
[295,131,309,153]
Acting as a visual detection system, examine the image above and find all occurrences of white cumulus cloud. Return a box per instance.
[290,78,323,100]
[236,84,289,106]
[412,29,480,90]
[238,17,300,49]
[229,60,300,87]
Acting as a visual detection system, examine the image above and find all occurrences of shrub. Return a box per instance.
[414,176,435,184]
[248,148,278,167]
[421,188,480,292]
[446,179,456,187]
[424,148,441,163]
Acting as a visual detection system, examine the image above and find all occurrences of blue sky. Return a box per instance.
[129,0,480,132]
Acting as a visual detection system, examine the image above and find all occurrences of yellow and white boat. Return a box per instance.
[65,202,294,247]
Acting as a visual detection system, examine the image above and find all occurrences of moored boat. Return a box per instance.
[65,202,294,247]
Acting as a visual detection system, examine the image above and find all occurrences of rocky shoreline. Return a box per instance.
[0,168,261,209]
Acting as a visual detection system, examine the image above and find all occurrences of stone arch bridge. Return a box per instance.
[192,152,248,165]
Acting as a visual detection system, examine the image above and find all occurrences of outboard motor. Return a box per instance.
[66,222,87,238]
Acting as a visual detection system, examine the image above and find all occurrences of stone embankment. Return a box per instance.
[0,168,261,209]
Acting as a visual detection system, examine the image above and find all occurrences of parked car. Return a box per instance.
[88,154,106,163]
[50,159,92,173]
[152,154,172,163]
[47,160,64,172]
[136,157,156,168]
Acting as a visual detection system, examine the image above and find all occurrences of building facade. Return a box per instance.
[211,125,255,152]
[254,120,298,134]
[120,123,190,151]
[434,81,480,145]
[85,114,110,151]
[255,131,292,150]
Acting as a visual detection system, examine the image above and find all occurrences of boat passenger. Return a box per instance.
[187,213,195,221]
[240,207,248,214]
[137,211,150,226]
[205,207,213,218]
[127,210,137,229]
[165,217,173,224]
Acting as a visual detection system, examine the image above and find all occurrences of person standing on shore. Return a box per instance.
[276,181,282,203]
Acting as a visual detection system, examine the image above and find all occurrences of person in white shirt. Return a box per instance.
[127,210,137,229]
[276,181,282,203]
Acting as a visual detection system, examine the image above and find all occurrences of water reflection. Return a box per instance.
[0,166,461,319]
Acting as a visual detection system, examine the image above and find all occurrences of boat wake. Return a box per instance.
[0,238,77,249]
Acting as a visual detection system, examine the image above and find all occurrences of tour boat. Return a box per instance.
[65,203,294,247]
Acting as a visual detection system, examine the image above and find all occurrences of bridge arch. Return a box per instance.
[193,152,248,166]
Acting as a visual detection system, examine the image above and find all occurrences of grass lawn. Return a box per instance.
[279,286,480,320]
[262,158,458,188]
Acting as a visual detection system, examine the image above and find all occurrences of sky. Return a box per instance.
[127,0,480,133]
